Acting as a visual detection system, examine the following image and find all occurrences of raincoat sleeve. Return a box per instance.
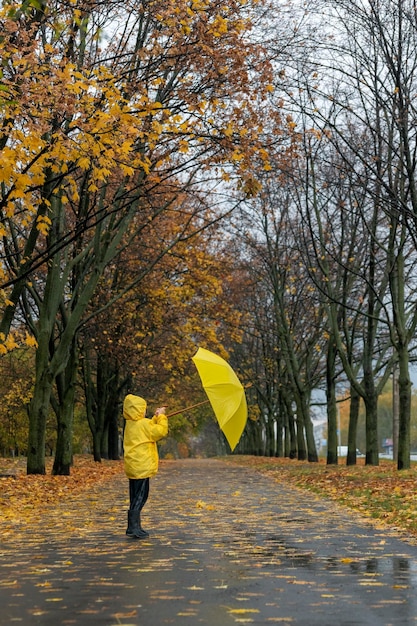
[146,413,168,441]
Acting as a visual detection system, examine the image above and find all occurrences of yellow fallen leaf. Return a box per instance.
[0,580,18,587]
[177,612,198,616]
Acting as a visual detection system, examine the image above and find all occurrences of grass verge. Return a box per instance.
[225,455,417,542]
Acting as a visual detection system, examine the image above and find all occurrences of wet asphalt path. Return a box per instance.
[1,458,417,625]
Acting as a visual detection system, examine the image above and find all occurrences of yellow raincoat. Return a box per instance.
[123,394,168,479]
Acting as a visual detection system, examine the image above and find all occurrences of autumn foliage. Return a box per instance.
[0,0,274,316]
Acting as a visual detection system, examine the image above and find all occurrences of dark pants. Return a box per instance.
[129,478,150,512]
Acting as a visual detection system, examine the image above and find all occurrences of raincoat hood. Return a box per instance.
[123,394,147,421]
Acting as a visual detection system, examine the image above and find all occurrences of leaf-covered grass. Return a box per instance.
[0,455,124,523]
[225,455,417,540]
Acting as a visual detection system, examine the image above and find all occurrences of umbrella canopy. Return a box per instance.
[191,347,247,451]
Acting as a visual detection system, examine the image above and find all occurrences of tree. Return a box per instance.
[307,0,417,468]
[230,182,324,461]
[79,203,243,462]
[268,0,417,468]
[0,0,274,473]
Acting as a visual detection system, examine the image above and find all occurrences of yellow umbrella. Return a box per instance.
[191,347,247,451]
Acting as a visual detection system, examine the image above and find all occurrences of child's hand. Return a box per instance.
[155,406,167,416]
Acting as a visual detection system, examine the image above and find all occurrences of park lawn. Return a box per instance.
[226,455,417,541]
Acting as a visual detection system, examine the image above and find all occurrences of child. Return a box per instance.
[123,394,168,538]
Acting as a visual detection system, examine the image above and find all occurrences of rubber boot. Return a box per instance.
[126,511,148,539]
[138,512,150,538]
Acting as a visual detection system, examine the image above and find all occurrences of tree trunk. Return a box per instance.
[283,393,297,458]
[347,385,360,466]
[392,364,399,462]
[108,409,120,460]
[27,369,53,475]
[105,373,121,460]
[27,326,55,475]
[253,415,264,456]
[397,344,411,470]
[92,429,102,463]
[93,402,106,461]
[276,396,285,457]
[52,339,78,475]
[391,249,412,470]
[326,336,338,465]
[295,412,306,460]
[265,409,276,457]
[100,421,109,460]
[52,399,74,475]
[363,371,379,465]
[243,419,256,454]
[304,411,318,462]
[294,389,317,462]
[283,421,291,457]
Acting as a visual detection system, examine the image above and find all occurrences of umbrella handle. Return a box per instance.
[166,399,210,418]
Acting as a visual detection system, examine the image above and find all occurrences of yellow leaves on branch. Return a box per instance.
[0,330,38,355]
[156,0,249,37]
[0,0,273,254]
[36,214,52,236]
[24,332,38,348]
[0,332,19,355]
[0,60,152,226]
[209,14,229,37]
